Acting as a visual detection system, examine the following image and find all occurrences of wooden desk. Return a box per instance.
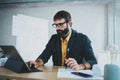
[0,66,102,80]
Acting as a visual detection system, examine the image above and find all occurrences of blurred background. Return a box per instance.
[0,0,120,67]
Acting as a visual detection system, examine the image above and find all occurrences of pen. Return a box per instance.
[65,48,69,69]
[65,64,67,69]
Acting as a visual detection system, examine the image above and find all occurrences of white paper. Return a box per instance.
[12,14,49,62]
[57,68,103,79]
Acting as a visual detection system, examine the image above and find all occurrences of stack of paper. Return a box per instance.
[57,68,103,79]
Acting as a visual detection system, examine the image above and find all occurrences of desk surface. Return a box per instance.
[0,66,102,80]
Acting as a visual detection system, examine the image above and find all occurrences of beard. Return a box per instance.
[57,27,69,39]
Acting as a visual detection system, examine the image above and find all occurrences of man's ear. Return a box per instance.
[69,21,72,27]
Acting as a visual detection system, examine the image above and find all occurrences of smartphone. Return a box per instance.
[71,72,93,78]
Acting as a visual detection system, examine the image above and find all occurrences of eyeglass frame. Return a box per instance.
[52,21,67,28]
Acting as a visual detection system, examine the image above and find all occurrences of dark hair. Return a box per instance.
[53,10,71,23]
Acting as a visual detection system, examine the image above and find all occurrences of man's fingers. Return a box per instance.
[28,61,36,67]
[65,58,75,64]
[65,58,78,69]
[67,61,74,66]
[69,63,76,68]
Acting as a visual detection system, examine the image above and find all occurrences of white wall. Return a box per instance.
[12,14,49,62]
[0,2,108,65]
[115,0,120,49]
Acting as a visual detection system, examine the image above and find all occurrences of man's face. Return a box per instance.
[53,18,70,38]
[53,18,67,30]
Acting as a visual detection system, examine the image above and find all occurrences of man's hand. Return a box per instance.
[65,58,88,70]
[28,59,44,68]
[65,58,80,70]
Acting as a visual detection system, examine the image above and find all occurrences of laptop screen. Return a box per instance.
[0,46,23,61]
[0,45,42,73]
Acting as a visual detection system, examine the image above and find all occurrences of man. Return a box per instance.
[29,10,97,70]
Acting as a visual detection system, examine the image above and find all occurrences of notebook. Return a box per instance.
[0,45,43,73]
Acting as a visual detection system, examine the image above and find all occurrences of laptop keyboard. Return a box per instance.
[29,64,43,72]
[30,68,43,72]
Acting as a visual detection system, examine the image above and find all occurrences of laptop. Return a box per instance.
[0,45,43,73]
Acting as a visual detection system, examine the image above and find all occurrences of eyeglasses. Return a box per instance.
[52,22,66,28]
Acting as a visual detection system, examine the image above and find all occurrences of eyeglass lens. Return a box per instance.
[52,22,66,28]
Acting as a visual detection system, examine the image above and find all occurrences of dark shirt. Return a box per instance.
[38,29,97,68]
